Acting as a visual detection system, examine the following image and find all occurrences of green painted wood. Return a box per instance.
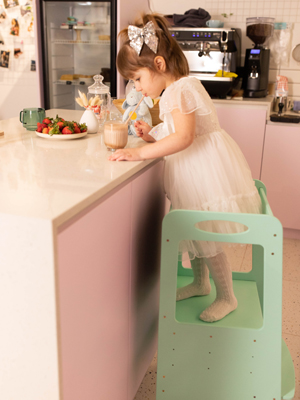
[156,180,295,400]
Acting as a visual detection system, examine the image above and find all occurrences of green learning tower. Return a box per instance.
[156,180,295,400]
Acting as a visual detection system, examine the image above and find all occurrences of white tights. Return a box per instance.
[176,251,238,322]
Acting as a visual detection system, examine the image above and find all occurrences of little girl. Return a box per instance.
[109,14,262,322]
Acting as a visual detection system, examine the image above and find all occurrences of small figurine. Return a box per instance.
[122,86,153,136]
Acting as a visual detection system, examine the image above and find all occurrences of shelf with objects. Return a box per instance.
[156,180,295,400]
[38,0,116,110]
[51,39,110,45]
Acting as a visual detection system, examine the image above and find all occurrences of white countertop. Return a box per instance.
[0,109,158,227]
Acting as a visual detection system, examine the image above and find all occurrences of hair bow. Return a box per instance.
[128,21,158,56]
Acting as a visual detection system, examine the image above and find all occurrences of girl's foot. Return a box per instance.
[176,281,211,301]
[176,257,211,301]
[199,297,238,322]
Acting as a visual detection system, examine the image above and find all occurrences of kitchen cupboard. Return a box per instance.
[57,161,165,400]
[215,105,267,180]
[0,109,166,400]
[261,123,300,233]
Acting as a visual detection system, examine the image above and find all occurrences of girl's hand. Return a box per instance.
[134,120,156,142]
[108,147,144,161]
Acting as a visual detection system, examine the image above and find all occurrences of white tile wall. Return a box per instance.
[150,0,300,99]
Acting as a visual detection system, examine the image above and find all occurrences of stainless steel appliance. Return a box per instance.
[169,27,241,98]
[242,17,274,98]
[36,0,117,110]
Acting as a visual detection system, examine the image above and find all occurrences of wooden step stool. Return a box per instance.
[156,180,295,400]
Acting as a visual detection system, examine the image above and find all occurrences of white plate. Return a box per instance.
[35,131,88,140]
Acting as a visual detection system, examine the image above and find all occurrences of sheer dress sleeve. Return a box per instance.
[148,123,170,141]
[159,78,212,121]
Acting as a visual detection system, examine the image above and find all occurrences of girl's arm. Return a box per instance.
[108,109,195,161]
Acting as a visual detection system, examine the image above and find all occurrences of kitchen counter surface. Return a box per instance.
[0,109,159,227]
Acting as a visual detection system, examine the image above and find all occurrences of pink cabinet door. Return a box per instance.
[216,106,267,179]
[57,183,132,400]
[56,161,165,400]
[261,124,300,230]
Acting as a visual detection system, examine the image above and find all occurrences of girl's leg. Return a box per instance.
[200,252,237,322]
[176,257,211,301]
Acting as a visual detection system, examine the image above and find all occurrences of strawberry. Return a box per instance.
[56,121,64,130]
[62,126,73,135]
[74,126,81,133]
[43,118,52,125]
[37,126,43,132]
[42,127,49,134]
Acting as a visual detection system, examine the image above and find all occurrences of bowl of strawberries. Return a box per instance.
[36,115,88,140]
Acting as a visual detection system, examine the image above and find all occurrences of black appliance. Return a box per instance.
[243,17,274,98]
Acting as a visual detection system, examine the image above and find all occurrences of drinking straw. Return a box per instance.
[124,95,145,125]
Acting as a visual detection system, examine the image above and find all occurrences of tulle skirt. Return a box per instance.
[164,129,262,260]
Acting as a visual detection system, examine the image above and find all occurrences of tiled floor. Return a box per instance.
[134,238,300,400]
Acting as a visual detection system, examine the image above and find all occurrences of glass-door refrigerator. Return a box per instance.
[37,0,117,110]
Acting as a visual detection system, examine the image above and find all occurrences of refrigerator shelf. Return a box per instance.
[52,40,110,45]
[55,80,93,86]
[60,25,95,30]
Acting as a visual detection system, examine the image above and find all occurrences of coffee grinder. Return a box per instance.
[243,17,274,98]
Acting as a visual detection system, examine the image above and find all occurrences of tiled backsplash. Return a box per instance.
[150,0,300,99]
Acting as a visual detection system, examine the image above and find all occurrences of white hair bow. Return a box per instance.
[128,21,158,56]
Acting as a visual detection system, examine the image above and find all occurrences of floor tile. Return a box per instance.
[283,238,300,283]
[282,280,300,336]
[134,353,157,400]
[283,333,300,400]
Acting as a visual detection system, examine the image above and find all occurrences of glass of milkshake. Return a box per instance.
[104,121,128,152]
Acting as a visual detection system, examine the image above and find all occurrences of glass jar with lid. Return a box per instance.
[87,74,111,127]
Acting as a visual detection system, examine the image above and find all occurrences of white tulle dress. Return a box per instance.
[149,76,262,260]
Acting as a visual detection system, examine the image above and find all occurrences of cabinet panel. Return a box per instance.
[56,160,165,400]
[129,162,165,399]
[261,124,300,230]
[57,184,132,400]
[216,106,266,179]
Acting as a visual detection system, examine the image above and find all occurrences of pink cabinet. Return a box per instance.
[216,106,267,179]
[261,124,300,231]
[56,161,165,400]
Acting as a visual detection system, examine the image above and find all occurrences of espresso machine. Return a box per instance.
[242,17,274,98]
[169,27,241,98]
